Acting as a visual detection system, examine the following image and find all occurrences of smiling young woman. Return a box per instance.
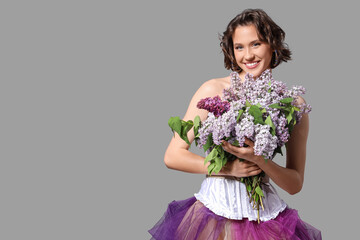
[149,9,322,240]
[232,25,274,81]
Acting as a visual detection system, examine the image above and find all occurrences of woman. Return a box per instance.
[149,9,322,240]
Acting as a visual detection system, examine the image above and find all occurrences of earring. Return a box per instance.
[273,50,279,66]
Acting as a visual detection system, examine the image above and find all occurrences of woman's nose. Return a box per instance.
[244,48,255,60]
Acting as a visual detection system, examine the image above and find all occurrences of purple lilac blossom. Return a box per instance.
[197,95,230,117]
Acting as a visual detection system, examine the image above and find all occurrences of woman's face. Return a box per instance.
[232,24,273,79]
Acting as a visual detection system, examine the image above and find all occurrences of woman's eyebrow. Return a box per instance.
[234,39,260,46]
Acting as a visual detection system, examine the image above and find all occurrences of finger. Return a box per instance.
[245,166,261,172]
[240,159,257,166]
[221,141,235,154]
[239,162,258,169]
[221,141,231,153]
[237,159,258,167]
[247,168,263,177]
[244,137,254,147]
[222,141,243,154]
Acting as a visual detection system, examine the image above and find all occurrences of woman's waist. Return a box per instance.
[194,175,287,221]
[195,174,274,201]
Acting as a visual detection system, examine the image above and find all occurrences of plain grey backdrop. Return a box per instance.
[1,0,359,239]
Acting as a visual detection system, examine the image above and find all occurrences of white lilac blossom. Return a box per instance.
[197,113,216,147]
[235,112,255,147]
[253,124,278,160]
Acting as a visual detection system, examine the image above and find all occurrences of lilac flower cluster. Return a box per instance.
[253,124,278,160]
[196,69,312,160]
[197,96,230,117]
[197,113,216,147]
[235,112,255,146]
[233,111,279,159]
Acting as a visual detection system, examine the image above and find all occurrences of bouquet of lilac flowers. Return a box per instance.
[168,69,312,222]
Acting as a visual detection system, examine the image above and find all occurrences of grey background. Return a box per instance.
[1,0,358,239]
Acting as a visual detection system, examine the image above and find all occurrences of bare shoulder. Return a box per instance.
[182,75,231,122]
[196,75,231,98]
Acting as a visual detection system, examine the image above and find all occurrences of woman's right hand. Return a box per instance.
[218,159,262,178]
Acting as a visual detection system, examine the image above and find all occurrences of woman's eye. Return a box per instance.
[253,42,261,47]
[235,46,243,50]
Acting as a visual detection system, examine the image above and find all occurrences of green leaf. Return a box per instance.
[265,115,276,136]
[181,120,194,146]
[249,105,264,124]
[268,80,272,93]
[204,148,218,165]
[286,107,294,124]
[280,97,294,104]
[252,176,258,187]
[236,109,244,122]
[245,100,251,108]
[255,186,264,197]
[203,133,213,152]
[214,155,222,165]
[283,105,291,111]
[232,140,240,147]
[168,117,182,137]
[292,107,297,125]
[168,117,195,146]
[247,184,252,193]
[208,162,216,175]
[213,164,222,174]
[218,147,225,159]
[193,115,201,137]
[213,157,223,173]
[222,157,228,168]
[288,123,294,133]
[268,103,285,109]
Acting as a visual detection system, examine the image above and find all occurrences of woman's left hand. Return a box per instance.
[221,138,262,164]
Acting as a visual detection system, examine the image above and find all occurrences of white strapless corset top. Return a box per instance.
[194,175,287,221]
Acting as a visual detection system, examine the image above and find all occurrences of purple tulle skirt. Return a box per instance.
[149,196,321,240]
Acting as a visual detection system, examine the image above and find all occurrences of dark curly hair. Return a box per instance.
[220,9,292,73]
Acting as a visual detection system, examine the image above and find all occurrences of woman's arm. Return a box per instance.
[222,96,310,195]
[258,110,309,195]
[164,79,220,174]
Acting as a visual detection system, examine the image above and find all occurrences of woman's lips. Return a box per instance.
[244,61,260,69]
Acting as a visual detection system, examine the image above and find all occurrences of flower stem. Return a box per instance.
[260,195,264,211]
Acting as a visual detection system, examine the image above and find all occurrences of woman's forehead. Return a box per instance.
[232,25,260,43]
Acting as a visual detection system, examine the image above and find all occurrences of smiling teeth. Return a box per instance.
[245,62,259,66]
